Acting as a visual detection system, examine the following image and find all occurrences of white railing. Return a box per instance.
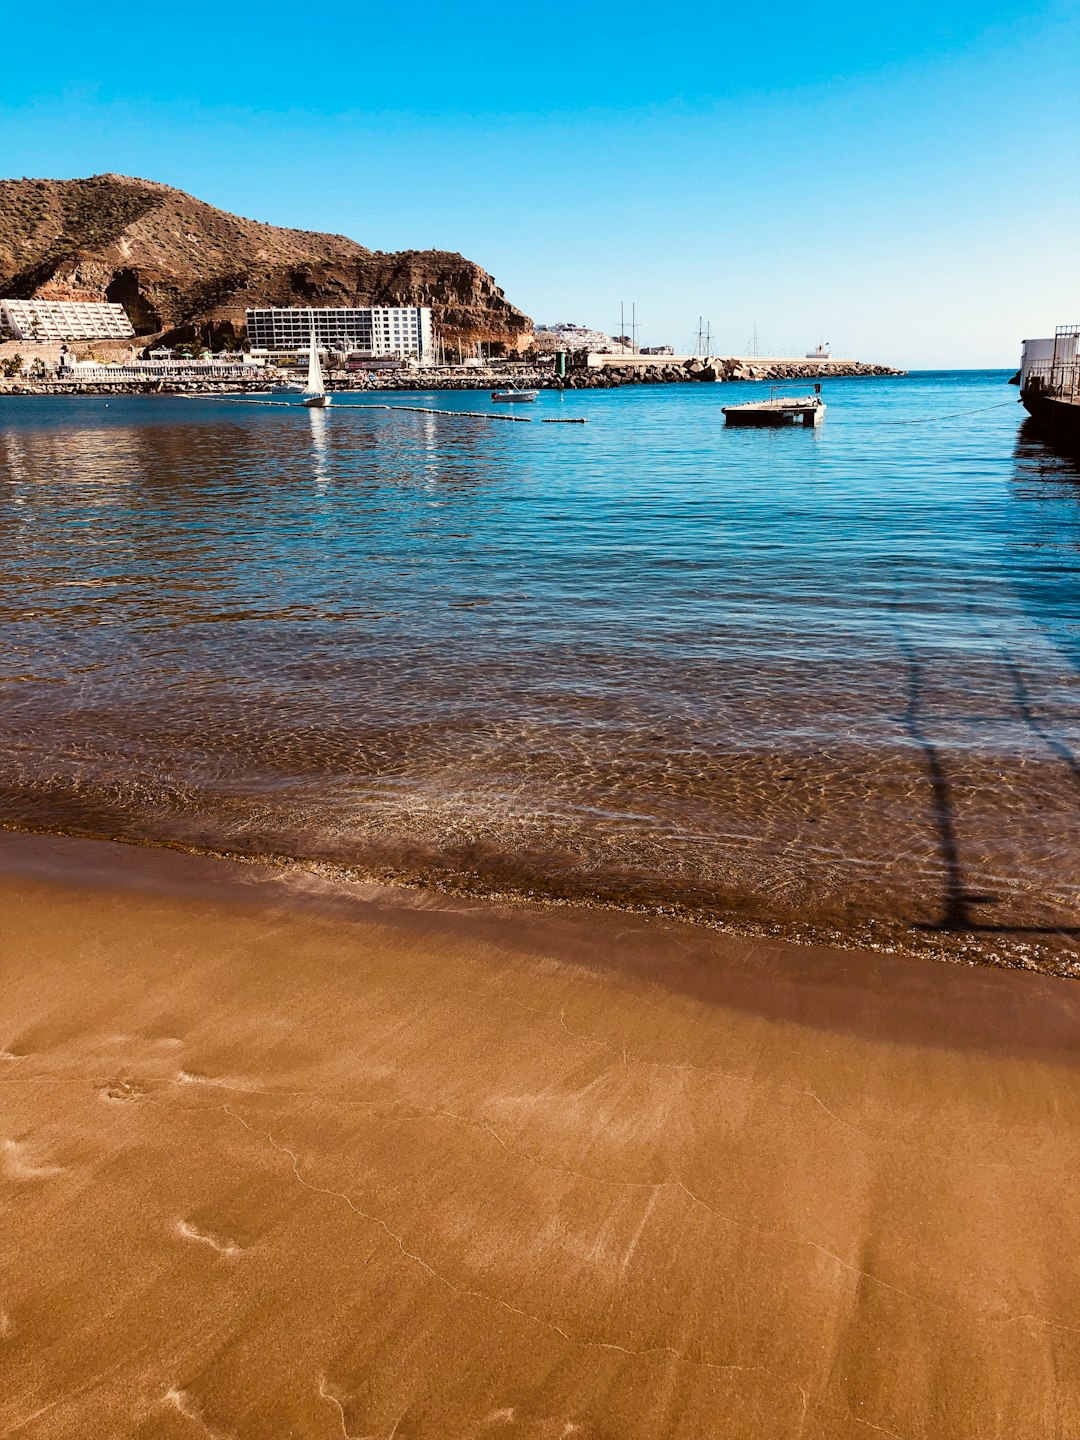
[59,364,264,382]
[1025,360,1080,400]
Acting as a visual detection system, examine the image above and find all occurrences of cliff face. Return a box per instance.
[0,174,533,352]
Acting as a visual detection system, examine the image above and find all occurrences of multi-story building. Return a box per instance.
[245,306,434,362]
[0,298,135,342]
[57,358,265,382]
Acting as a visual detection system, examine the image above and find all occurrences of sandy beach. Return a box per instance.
[1,829,1077,1438]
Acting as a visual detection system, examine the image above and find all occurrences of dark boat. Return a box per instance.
[1018,325,1080,443]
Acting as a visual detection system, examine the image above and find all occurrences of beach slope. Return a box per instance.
[1,832,1078,1438]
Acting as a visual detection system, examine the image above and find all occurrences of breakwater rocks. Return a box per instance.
[1,357,904,399]
[554,357,904,388]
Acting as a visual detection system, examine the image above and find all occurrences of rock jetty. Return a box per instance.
[0,352,903,399]
[552,356,903,388]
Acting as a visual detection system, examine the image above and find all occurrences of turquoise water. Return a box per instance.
[2,372,1078,968]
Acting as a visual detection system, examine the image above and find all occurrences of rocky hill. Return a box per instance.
[0,174,532,352]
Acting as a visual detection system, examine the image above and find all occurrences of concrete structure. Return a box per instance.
[57,355,264,382]
[1019,326,1080,440]
[246,306,434,362]
[1,298,135,342]
[583,353,856,371]
[1019,332,1078,392]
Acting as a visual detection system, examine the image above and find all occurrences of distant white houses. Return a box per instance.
[246,306,435,363]
[536,323,634,355]
[1,298,135,342]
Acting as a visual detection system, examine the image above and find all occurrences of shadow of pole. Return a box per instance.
[896,644,981,931]
[890,525,1080,938]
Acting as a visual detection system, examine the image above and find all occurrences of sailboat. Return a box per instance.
[302,332,330,408]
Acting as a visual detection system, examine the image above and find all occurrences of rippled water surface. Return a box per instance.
[2,373,1079,969]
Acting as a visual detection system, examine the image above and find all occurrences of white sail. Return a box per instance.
[304,332,325,396]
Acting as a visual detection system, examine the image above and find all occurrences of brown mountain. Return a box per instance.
[0,173,533,352]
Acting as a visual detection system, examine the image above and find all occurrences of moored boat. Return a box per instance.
[491,386,539,403]
[722,388,826,428]
[1018,325,1079,443]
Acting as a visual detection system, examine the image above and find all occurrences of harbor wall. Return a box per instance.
[0,355,903,398]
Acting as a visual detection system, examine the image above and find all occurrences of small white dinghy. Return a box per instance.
[302,332,330,408]
[491,385,538,403]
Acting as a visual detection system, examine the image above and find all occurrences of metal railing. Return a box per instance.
[1025,359,1080,401]
[58,364,264,382]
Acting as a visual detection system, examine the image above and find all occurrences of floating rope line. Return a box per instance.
[208,397,536,422]
[828,400,1018,427]
[338,402,533,422]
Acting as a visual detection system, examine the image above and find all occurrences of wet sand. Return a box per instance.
[1,830,1078,1438]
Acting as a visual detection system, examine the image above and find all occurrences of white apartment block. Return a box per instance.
[246,306,434,362]
[1,298,135,342]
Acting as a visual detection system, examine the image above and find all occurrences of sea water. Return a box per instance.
[2,372,1078,968]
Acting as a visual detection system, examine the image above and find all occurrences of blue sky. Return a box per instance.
[2,1,1078,366]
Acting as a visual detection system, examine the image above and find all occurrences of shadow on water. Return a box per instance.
[999,653,1080,781]
[892,421,1080,937]
[1009,419,1080,682]
[958,426,1080,784]
[1017,414,1080,463]
[897,632,1080,937]
[893,628,1001,932]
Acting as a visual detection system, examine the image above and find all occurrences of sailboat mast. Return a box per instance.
[305,328,325,395]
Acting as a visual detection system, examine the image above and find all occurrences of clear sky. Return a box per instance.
[2,1,1078,367]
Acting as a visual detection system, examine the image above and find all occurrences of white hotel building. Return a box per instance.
[246,306,434,362]
[1,298,135,342]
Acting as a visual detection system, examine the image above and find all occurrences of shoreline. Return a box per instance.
[3,807,1076,981]
[2,828,1078,1437]
[1,827,1077,1056]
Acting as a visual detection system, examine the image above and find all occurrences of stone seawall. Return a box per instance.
[558,356,904,388]
[1,356,903,398]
